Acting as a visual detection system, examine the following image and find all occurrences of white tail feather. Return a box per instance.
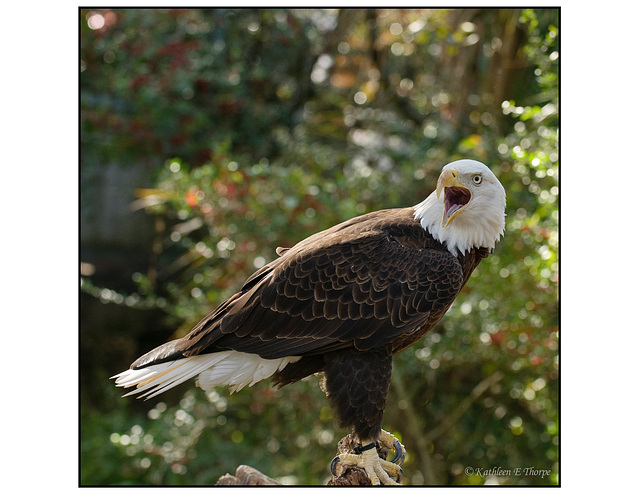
[196,352,299,393]
[112,351,300,399]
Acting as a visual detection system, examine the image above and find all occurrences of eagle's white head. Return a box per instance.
[414,160,506,255]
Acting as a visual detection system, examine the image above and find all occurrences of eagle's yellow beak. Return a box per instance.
[437,169,472,228]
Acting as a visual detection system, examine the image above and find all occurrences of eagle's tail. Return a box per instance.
[111,351,300,399]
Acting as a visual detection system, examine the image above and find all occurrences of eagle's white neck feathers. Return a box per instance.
[413,160,506,256]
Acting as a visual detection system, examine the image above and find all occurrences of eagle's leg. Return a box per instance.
[324,345,404,485]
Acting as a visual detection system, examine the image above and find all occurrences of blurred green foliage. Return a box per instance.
[80,8,558,485]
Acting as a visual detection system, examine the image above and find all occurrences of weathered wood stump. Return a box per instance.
[215,434,392,486]
[216,465,280,485]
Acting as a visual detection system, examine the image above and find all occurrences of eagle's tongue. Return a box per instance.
[446,200,462,217]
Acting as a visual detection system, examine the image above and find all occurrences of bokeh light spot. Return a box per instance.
[87,12,105,30]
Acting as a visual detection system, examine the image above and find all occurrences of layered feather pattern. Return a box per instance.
[112,352,300,398]
[114,207,490,398]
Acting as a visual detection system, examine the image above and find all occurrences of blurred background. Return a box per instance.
[80,8,558,486]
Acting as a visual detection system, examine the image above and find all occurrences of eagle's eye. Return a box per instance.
[472,174,482,185]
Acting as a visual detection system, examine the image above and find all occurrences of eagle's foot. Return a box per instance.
[330,433,405,485]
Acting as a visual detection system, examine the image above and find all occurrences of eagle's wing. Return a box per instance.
[131,212,464,369]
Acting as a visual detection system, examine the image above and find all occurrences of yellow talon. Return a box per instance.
[380,429,406,465]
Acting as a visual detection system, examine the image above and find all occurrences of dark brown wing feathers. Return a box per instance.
[132,208,482,369]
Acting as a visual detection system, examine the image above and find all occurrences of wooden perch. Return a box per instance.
[216,465,280,485]
[215,434,392,486]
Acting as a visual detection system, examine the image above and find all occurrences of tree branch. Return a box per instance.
[423,371,504,445]
[391,370,439,483]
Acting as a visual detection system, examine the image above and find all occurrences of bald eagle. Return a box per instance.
[113,159,506,485]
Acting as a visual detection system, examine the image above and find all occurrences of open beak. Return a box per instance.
[436,169,471,228]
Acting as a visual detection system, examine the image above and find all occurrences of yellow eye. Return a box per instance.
[472,174,482,185]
